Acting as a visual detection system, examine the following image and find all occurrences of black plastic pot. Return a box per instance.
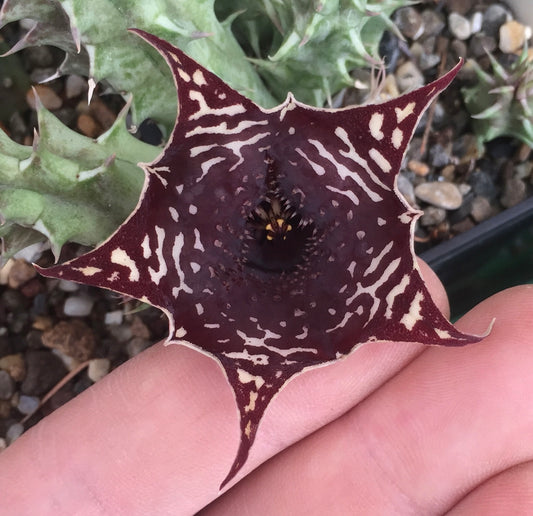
[419,197,533,319]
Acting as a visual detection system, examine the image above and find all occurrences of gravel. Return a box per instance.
[0,0,532,448]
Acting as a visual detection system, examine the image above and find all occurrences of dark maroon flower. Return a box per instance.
[37,31,484,488]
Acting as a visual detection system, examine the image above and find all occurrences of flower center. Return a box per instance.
[243,193,316,274]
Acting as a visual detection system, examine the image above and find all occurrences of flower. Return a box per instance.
[37,31,482,488]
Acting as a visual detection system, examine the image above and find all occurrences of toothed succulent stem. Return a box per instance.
[462,45,533,148]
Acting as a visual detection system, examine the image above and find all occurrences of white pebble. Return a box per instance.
[448,12,471,40]
[104,310,124,326]
[63,295,94,317]
[470,12,483,34]
[6,423,24,444]
[88,358,111,383]
[17,395,40,415]
[58,279,80,292]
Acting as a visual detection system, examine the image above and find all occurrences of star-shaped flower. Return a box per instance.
[37,30,483,488]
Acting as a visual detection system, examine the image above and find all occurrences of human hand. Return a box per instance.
[1,261,532,515]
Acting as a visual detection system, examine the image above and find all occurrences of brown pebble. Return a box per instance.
[0,400,11,419]
[20,277,45,298]
[470,196,493,223]
[7,259,37,289]
[26,85,63,111]
[451,218,475,234]
[32,315,54,331]
[408,159,430,177]
[89,98,117,131]
[516,143,532,162]
[440,164,456,181]
[77,113,102,138]
[0,354,26,382]
[130,315,151,340]
[499,21,530,54]
[42,320,96,362]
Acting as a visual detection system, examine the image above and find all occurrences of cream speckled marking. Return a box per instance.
[334,127,390,192]
[368,148,391,173]
[295,147,326,176]
[73,266,102,277]
[175,327,187,338]
[326,184,359,206]
[392,128,403,149]
[326,312,354,333]
[190,262,201,273]
[110,248,140,282]
[395,102,415,123]
[169,206,179,222]
[141,234,151,259]
[400,291,424,330]
[385,274,410,318]
[369,112,384,140]
[171,233,193,298]
[187,90,247,121]
[364,241,393,277]
[193,228,205,252]
[195,303,204,315]
[192,69,207,86]
[178,69,191,82]
[309,138,383,202]
[189,204,198,215]
[237,368,265,389]
[148,226,168,285]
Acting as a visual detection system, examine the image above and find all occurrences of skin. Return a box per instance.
[0,260,532,515]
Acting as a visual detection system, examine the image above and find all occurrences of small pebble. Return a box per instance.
[499,20,531,54]
[415,181,463,210]
[21,350,67,397]
[42,320,96,362]
[0,371,15,401]
[408,159,430,177]
[131,316,151,340]
[104,310,124,326]
[420,206,447,226]
[6,423,24,445]
[469,11,483,34]
[7,259,37,289]
[0,354,26,382]
[77,113,101,138]
[482,4,511,39]
[58,279,80,292]
[470,196,493,222]
[428,143,451,168]
[26,85,63,111]
[16,395,40,416]
[0,400,10,419]
[500,176,526,208]
[126,337,150,358]
[63,295,94,317]
[394,7,424,40]
[395,61,425,92]
[448,13,472,41]
[421,9,445,38]
[65,75,88,99]
[88,358,111,383]
[0,260,14,285]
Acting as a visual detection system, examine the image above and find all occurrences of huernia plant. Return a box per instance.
[462,45,533,148]
[0,0,405,260]
[37,31,483,488]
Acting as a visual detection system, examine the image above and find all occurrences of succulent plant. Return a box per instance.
[218,0,406,106]
[0,98,157,262]
[462,45,533,148]
[38,32,483,489]
[0,0,405,261]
